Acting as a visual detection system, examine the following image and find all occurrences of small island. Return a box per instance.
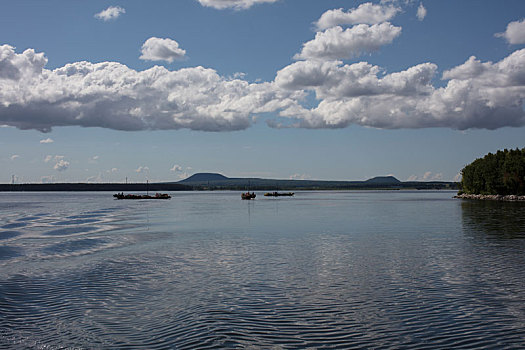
[456,148,525,201]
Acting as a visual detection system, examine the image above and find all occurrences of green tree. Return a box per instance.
[461,148,525,195]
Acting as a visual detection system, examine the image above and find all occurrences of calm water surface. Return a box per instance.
[0,191,524,348]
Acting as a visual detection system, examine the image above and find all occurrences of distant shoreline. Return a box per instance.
[454,193,525,201]
[0,183,191,192]
[0,173,458,192]
[0,183,458,192]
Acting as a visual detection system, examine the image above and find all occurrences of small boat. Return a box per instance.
[264,192,294,197]
[113,192,171,200]
[241,192,256,200]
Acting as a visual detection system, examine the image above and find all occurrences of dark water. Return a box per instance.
[0,191,524,349]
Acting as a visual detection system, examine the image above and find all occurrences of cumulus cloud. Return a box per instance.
[275,49,525,130]
[136,166,149,173]
[289,173,311,180]
[423,171,442,180]
[315,3,400,30]
[416,3,427,21]
[176,172,191,179]
[496,19,525,45]
[406,172,443,181]
[276,60,436,100]
[1,39,525,133]
[39,137,54,143]
[196,0,278,10]
[170,164,183,172]
[0,44,300,133]
[94,6,125,21]
[86,173,103,183]
[54,158,70,171]
[294,23,402,61]
[140,37,186,63]
[48,155,69,171]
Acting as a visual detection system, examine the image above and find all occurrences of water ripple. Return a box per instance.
[0,192,524,348]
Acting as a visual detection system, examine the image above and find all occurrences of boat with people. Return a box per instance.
[264,192,294,197]
[241,192,256,200]
[113,192,171,200]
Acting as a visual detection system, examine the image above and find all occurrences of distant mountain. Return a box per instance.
[364,176,401,184]
[0,173,457,192]
[174,173,455,191]
[179,173,229,183]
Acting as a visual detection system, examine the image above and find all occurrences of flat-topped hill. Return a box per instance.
[365,176,401,184]
[179,173,228,183]
[176,173,454,191]
[0,173,456,192]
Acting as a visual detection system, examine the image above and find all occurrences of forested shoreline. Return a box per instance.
[460,148,525,196]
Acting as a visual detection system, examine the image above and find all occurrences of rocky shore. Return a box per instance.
[454,193,525,201]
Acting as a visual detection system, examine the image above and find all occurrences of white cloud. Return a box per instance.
[423,171,442,180]
[275,49,525,130]
[94,6,125,21]
[416,3,427,21]
[453,173,462,182]
[196,0,278,10]
[289,173,311,180]
[177,172,190,179]
[110,168,118,172]
[87,173,103,183]
[276,60,436,100]
[140,37,186,63]
[1,40,525,133]
[54,159,70,171]
[0,44,299,133]
[10,154,19,160]
[316,3,401,30]
[170,164,183,172]
[407,172,443,181]
[39,138,54,144]
[136,166,149,173]
[46,155,69,171]
[294,23,402,61]
[496,19,525,45]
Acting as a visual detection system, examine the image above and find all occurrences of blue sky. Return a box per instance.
[1,0,524,183]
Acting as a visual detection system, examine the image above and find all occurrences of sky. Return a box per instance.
[1,0,524,183]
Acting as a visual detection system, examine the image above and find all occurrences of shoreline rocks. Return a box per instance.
[454,193,525,201]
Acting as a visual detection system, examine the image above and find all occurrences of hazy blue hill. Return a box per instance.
[365,176,401,184]
[0,172,456,192]
[174,173,455,191]
[179,173,229,183]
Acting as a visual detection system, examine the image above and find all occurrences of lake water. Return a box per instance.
[1,191,524,349]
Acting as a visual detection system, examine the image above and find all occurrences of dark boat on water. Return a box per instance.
[113,192,171,200]
[264,192,294,197]
[241,192,256,200]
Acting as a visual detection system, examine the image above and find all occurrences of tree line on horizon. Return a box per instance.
[460,148,525,195]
